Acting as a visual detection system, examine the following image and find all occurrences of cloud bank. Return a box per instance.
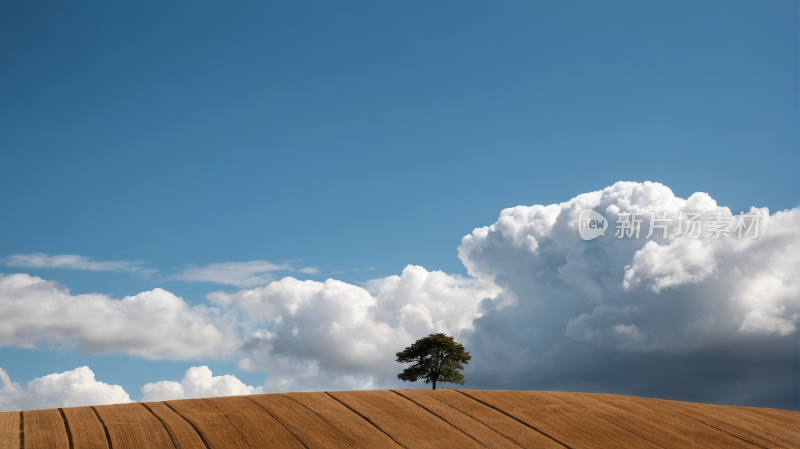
[0,366,262,411]
[0,274,240,360]
[2,253,157,277]
[458,181,799,408]
[0,366,132,411]
[141,366,263,402]
[208,265,500,391]
[1,181,797,409]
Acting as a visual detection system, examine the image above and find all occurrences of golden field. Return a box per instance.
[1,389,798,448]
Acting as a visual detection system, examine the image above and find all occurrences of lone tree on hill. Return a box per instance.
[396,333,471,390]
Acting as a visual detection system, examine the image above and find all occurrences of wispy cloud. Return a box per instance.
[2,253,157,277]
[3,254,319,287]
[171,261,294,287]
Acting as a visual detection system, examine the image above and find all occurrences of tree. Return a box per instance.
[396,333,471,390]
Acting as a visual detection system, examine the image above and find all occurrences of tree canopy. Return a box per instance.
[396,333,471,390]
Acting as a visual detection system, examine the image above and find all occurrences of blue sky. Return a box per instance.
[1,1,798,409]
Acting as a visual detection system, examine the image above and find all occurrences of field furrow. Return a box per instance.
[22,408,69,449]
[61,406,109,449]
[328,390,483,449]
[427,390,563,449]
[1,390,798,449]
[170,396,305,449]
[591,394,761,449]
[246,393,356,448]
[461,390,660,449]
[94,402,175,449]
[393,389,522,449]
[166,398,250,449]
[732,407,800,433]
[140,402,208,449]
[716,406,800,446]
[755,409,800,426]
[209,396,306,448]
[282,391,402,448]
[542,391,703,449]
[656,399,798,449]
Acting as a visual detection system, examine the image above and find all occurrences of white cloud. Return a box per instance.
[2,253,157,277]
[141,366,263,402]
[0,273,240,360]
[0,366,132,411]
[171,261,293,287]
[2,181,796,408]
[0,265,498,392]
[739,310,797,336]
[0,365,264,410]
[0,263,499,394]
[622,239,718,293]
[1,255,322,286]
[207,265,500,391]
[457,181,799,407]
[459,182,799,350]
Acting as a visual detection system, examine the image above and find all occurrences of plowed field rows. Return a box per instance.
[247,393,357,448]
[93,403,175,449]
[283,391,401,448]
[167,396,304,449]
[329,390,483,449]
[428,390,562,448]
[542,391,701,448]
[733,406,800,435]
[395,389,521,448]
[61,406,108,449]
[464,390,659,449]
[591,393,766,449]
[1,390,798,449]
[720,406,800,446]
[0,411,19,449]
[659,399,796,449]
[759,408,800,424]
[22,408,68,449]
[140,401,207,449]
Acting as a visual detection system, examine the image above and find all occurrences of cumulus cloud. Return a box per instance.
[0,273,240,360]
[0,266,498,393]
[622,239,718,293]
[0,365,265,410]
[0,366,132,411]
[207,265,500,391]
[141,366,263,402]
[3,182,796,409]
[2,253,157,277]
[458,181,799,408]
[171,261,293,287]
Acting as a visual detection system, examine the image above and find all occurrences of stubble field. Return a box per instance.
[1,390,798,448]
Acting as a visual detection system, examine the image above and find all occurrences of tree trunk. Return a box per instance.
[432,378,436,390]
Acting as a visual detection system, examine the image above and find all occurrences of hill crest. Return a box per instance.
[2,389,799,448]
